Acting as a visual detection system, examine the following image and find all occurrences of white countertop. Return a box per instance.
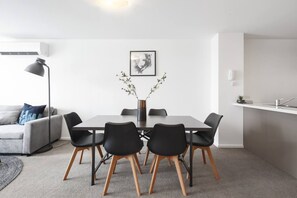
[233,103,297,115]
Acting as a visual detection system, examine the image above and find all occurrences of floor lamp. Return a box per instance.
[25,58,53,152]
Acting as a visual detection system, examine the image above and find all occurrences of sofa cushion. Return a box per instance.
[0,105,22,111]
[0,124,24,139]
[0,111,21,125]
[43,107,57,117]
[18,103,46,125]
[0,105,22,125]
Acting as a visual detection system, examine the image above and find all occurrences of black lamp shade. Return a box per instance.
[24,58,46,77]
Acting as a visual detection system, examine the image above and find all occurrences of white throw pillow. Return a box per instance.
[0,111,21,125]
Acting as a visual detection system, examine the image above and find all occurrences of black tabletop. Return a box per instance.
[73,115,211,131]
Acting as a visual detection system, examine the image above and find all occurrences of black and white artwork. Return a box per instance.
[130,51,156,76]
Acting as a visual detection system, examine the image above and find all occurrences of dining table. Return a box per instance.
[72,115,212,187]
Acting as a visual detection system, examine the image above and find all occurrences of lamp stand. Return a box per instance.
[35,64,52,154]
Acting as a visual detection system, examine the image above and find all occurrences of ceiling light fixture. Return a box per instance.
[97,0,128,8]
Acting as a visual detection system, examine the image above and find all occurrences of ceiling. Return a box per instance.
[0,0,297,39]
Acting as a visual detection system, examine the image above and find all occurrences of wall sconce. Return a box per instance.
[228,69,235,86]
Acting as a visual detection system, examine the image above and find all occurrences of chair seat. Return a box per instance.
[186,133,212,147]
[104,140,143,156]
[72,133,104,147]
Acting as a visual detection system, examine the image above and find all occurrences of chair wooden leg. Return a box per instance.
[97,145,105,164]
[143,147,150,166]
[96,145,103,158]
[202,149,206,164]
[133,154,142,174]
[149,155,163,194]
[63,147,79,180]
[182,145,189,158]
[103,155,118,196]
[150,155,156,174]
[206,147,220,180]
[172,156,187,196]
[79,149,84,164]
[128,155,141,197]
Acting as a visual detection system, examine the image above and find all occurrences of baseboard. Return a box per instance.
[60,137,71,141]
[215,144,244,148]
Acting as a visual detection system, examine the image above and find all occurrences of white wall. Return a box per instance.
[211,33,244,148]
[211,35,219,145]
[0,39,211,138]
[245,39,297,104]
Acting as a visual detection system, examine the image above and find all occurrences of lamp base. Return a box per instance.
[35,144,53,154]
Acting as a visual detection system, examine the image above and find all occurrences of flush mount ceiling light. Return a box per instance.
[96,0,128,8]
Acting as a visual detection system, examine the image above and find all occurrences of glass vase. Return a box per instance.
[137,100,146,121]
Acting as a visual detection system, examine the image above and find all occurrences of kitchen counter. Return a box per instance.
[233,103,297,115]
[241,102,297,179]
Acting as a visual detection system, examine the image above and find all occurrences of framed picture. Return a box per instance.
[130,50,156,76]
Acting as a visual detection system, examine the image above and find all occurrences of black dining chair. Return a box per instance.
[63,112,104,180]
[143,109,168,166]
[102,122,143,197]
[183,112,223,180]
[121,108,143,155]
[148,124,187,196]
[148,108,168,116]
[121,108,137,116]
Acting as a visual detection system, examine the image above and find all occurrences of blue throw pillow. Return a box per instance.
[18,103,46,125]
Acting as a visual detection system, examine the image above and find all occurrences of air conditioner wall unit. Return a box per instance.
[0,42,49,56]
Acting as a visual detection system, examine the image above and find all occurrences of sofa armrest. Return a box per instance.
[22,115,62,154]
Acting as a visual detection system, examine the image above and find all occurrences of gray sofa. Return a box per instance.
[0,105,62,155]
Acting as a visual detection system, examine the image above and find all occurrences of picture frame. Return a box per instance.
[130,50,156,76]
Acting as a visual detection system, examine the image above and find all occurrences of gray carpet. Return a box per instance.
[0,156,23,191]
[1,141,297,198]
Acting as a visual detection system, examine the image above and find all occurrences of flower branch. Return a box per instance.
[116,71,167,100]
[145,73,167,100]
[116,71,139,99]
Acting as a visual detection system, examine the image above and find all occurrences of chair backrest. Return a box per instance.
[121,109,137,116]
[148,109,168,116]
[104,122,143,156]
[63,112,91,143]
[148,124,186,156]
[201,113,223,143]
